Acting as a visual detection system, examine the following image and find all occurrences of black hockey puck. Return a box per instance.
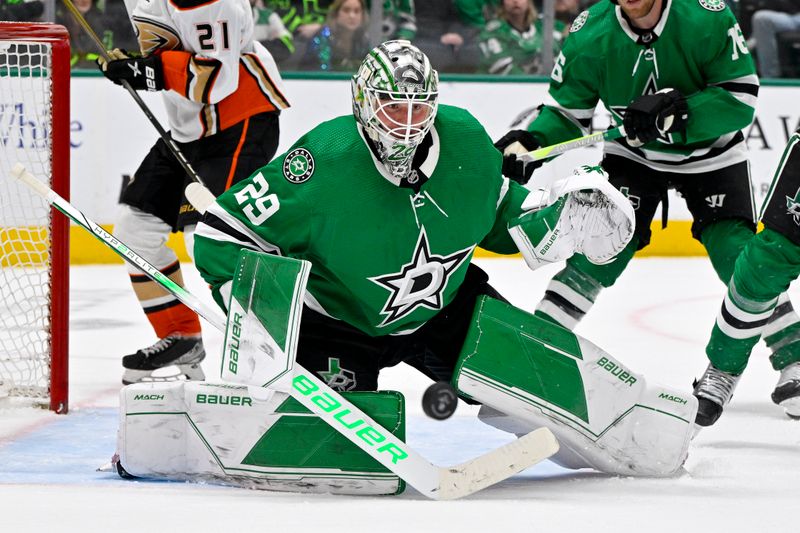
[422,381,458,420]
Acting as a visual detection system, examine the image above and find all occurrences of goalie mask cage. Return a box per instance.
[0,23,69,413]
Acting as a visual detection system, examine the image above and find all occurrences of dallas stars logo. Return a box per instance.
[282,148,315,183]
[318,357,356,391]
[619,187,641,210]
[699,0,726,12]
[370,228,472,327]
[786,189,800,226]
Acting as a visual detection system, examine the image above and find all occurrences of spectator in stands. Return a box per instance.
[251,0,296,64]
[477,0,564,75]
[262,0,333,68]
[369,0,416,41]
[455,0,498,29]
[555,0,581,36]
[413,0,481,73]
[56,0,137,69]
[264,0,332,41]
[751,6,800,78]
[0,0,44,21]
[300,0,370,71]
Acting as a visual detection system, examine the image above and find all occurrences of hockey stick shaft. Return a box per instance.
[11,164,558,500]
[60,0,215,203]
[521,126,626,162]
[11,163,223,329]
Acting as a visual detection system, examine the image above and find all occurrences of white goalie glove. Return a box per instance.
[508,165,635,269]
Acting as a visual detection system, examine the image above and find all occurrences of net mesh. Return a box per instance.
[0,40,54,401]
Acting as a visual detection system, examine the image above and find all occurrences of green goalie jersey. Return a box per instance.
[529,0,758,173]
[194,105,530,337]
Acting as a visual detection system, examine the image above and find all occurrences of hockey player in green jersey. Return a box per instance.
[494,0,800,426]
[193,40,633,392]
[697,130,800,423]
[188,40,708,481]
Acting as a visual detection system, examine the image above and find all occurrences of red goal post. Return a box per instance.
[0,22,69,413]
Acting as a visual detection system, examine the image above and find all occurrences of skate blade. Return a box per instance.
[779,397,800,419]
[122,363,206,385]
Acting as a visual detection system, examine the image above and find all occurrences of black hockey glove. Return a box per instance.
[493,129,543,185]
[623,88,689,146]
[97,49,164,92]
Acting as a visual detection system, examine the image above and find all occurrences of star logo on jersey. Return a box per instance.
[570,10,588,33]
[282,148,315,183]
[641,72,659,96]
[370,228,472,327]
[786,189,800,225]
[610,73,660,129]
[699,0,726,12]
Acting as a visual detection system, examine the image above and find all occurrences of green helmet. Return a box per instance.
[351,40,439,180]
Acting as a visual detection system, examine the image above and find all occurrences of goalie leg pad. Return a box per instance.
[453,296,697,477]
[117,381,406,495]
[221,250,311,391]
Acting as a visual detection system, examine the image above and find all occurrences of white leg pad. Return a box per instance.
[117,381,403,495]
[455,297,698,477]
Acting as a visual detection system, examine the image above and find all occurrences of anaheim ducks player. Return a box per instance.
[97,0,289,385]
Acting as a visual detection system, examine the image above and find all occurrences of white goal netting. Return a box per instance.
[0,40,57,403]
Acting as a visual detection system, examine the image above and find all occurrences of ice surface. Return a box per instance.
[1,258,798,532]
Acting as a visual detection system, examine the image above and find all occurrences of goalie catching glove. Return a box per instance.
[508,165,635,269]
[623,88,689,147]
[97,49,164,92]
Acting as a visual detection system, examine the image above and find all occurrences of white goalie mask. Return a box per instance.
[352,40,439,180]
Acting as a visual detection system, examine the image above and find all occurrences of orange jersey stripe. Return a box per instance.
[160,50,285,137]
[225,117,249,190]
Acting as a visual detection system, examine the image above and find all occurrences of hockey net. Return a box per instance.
[0,23,70,412]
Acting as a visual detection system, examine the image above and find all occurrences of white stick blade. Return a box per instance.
[434,427,559,500]
[10,163,51,198]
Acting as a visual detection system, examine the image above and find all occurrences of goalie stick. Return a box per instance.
[521,126,626,162]
[60,0,215,210]
[10,163,559,500]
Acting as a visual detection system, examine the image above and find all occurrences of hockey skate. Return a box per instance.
[771,361,800,419]
[692,363,741,427]
[121,335,206,385]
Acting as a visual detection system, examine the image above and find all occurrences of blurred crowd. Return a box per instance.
[1,0,797,77]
